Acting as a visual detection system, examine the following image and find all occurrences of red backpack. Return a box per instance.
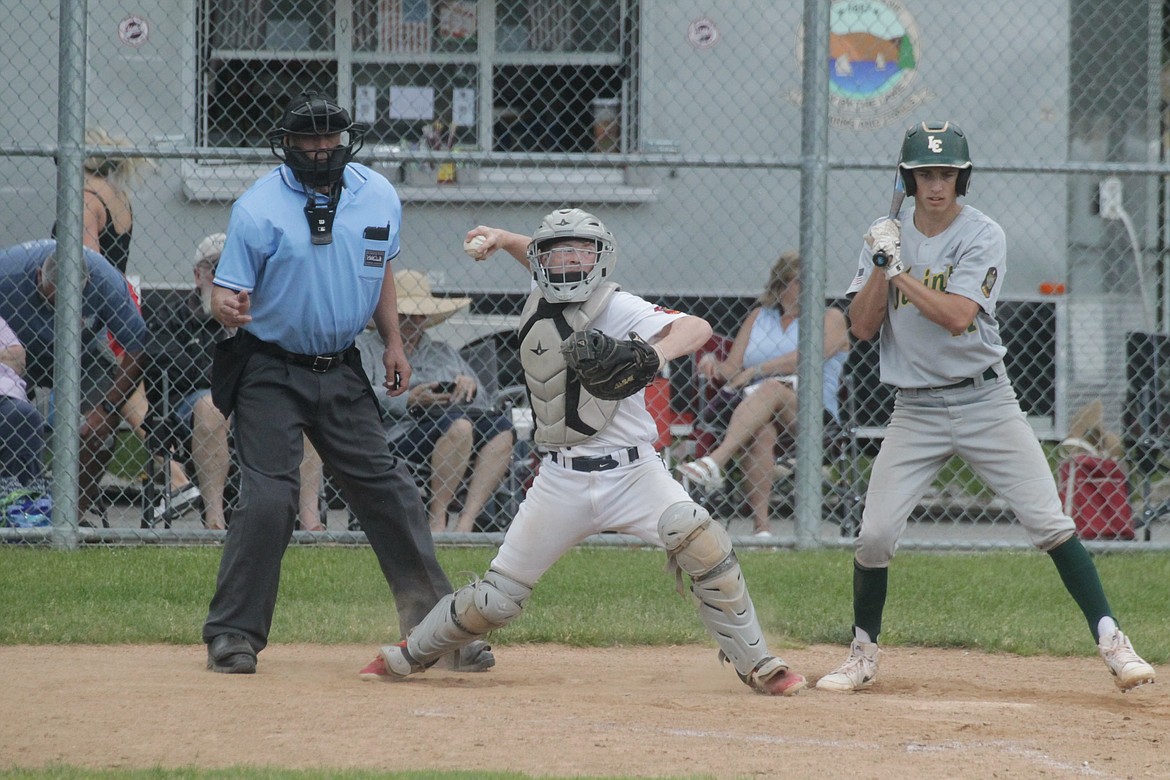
[1057,454,1135,541]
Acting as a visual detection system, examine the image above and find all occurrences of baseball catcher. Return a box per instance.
[358,207,807,696]
[560,329,664,401]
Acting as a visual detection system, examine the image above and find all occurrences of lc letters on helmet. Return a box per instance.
[898,120,972,197]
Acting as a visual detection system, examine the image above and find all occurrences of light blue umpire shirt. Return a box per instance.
[213,163,402,355]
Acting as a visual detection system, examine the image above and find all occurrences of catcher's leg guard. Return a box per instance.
[379,569,531,677]
[658,502,779,680]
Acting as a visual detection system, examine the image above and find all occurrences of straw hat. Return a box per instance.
[395,269,470,328]
[194,233,227,267]
[1061,399,1124,461]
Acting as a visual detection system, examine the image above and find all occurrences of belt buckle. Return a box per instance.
[310,355,333,373]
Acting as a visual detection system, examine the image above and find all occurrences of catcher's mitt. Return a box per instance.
[560,329,664,401]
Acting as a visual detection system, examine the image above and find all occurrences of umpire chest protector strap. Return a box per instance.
[518,282,619,447]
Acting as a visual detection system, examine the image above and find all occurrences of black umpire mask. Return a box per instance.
[268,93,368,242]
[284,145,351,190]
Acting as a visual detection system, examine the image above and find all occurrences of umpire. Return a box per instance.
[201,92,493,675]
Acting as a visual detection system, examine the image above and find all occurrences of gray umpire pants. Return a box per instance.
[202,351,452,653]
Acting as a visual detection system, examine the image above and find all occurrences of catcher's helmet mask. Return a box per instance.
[527,209,616,303]
[538,239,596,284]
[898,120,972,197]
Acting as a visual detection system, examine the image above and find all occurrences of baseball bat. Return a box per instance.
[872,162,905,267]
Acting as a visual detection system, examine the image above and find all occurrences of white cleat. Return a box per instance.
[1099,629,1155,691]
[816,639,879,692]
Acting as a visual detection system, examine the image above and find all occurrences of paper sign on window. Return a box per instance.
[389,86,435,121]
[452,88,475,127]
[355,86,377,125]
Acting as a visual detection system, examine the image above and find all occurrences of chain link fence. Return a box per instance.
[1,0,1168,549]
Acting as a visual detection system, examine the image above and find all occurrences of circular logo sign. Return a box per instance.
[791,0,933,130]
[687,18,719,50]
[118,16,149,48]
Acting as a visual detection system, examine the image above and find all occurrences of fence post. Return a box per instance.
[50,0,88,549]
[795,0,831,550]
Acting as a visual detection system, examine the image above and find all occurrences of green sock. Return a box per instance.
[1047,537,1113,642]
[852,560,888,642]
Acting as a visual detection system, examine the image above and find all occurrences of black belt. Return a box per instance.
[930,366,998,391]
[549,446,643,472]
[252,340,347,373]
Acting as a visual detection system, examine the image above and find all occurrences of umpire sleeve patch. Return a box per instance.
[980,267,998,298]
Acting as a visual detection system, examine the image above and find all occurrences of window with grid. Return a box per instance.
[198,0,636,157]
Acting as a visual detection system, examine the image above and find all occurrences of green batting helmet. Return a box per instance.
[899,120,972,197]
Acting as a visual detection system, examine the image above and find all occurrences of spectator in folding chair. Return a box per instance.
[675,251,850,536]
[146,233,326,530]
[50,127,199,516]
[356,269,514,534]
[0,314,47,496]
[0,239,147,523]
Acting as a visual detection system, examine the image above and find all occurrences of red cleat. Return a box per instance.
[744,656,807,696]
[756,667,807,696]
[358,654,390,681]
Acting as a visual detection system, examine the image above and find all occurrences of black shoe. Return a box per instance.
[207,633,257,674]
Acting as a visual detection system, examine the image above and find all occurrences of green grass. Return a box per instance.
[1,546,1167,663]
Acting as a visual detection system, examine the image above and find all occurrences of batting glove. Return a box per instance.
[881,248,906,280]
[868,237,904,278]
[864,218,901,249]
[866,219,903,280]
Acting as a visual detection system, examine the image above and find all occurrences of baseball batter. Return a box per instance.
[817,120,1155,693]
[358,208,807,695]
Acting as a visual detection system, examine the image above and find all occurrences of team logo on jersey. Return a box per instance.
[653,305,681,315]
[980,267,998,298]
[785,0,932,129]
[364,249,385,268]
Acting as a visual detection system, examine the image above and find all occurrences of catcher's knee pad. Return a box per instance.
[658,502,769,677]
[455,568,532,634]
[405,569,532,668]
[658,501,730,576]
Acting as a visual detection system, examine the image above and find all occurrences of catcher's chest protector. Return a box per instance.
[518,283,619,447]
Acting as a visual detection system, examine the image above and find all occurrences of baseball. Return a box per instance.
[463,235,487,257]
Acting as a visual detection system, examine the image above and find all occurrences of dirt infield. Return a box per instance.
[1,643,1165,778]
